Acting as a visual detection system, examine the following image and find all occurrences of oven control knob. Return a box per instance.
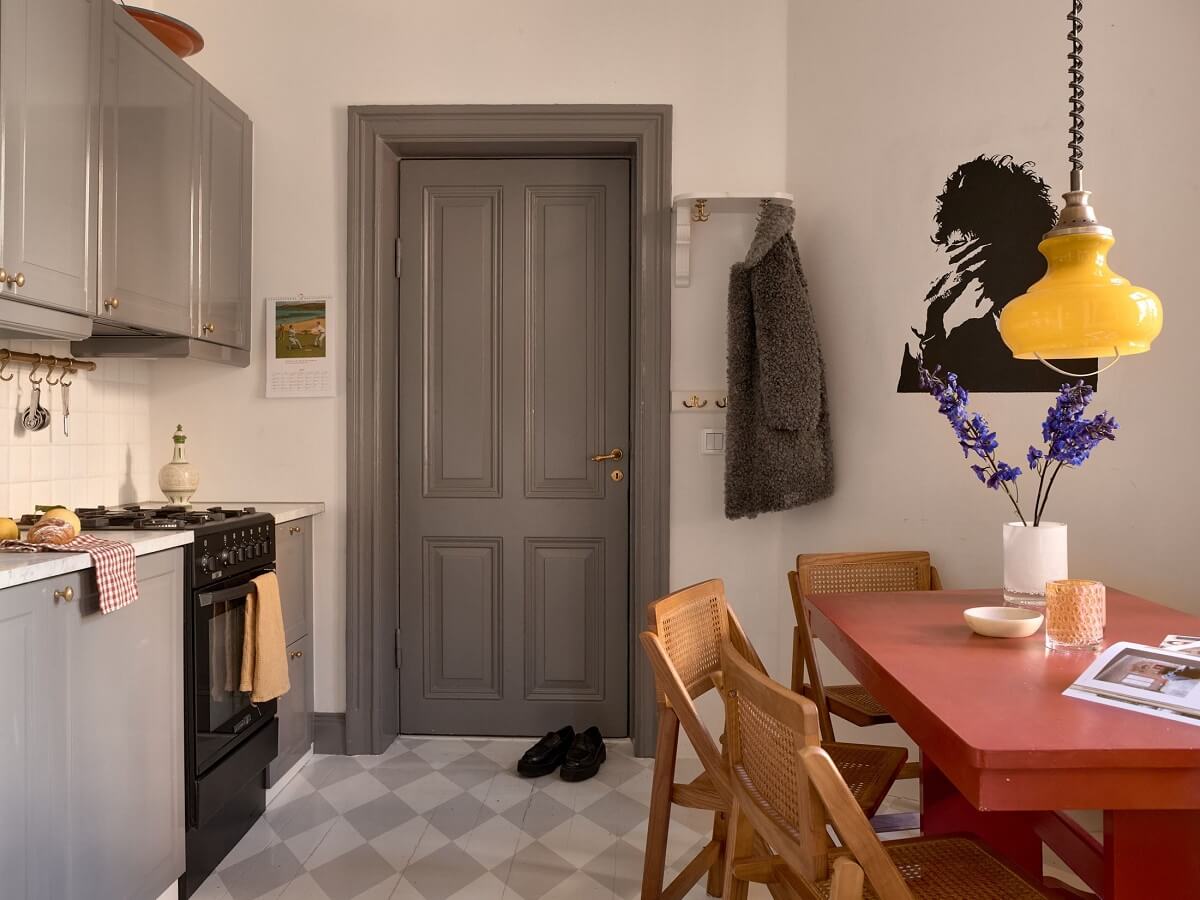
[237,547,245,562]
[200,554,212,571]
[220,548,233,565]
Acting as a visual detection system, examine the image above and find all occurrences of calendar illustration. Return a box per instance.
[265,295,335,398]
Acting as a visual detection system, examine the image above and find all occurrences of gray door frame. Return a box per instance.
[345,105,672,757]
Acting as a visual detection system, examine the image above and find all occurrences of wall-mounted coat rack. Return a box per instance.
[672,192,794,288]
[671,389,728,413]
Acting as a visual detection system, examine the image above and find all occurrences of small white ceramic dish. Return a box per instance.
[963,606,1044,639]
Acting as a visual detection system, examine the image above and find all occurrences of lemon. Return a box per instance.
[0,518,18,541]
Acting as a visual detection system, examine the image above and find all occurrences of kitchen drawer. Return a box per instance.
[267,634,312,787]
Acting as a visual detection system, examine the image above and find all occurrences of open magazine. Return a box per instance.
[1064,638,1200,727]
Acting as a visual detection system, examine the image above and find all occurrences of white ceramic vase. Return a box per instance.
[1002,521,1068,608]
[158,424,200,506]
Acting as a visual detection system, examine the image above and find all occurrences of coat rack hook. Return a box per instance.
[716,396,728,409]
[682,394,708,409]
[691,199,710,223]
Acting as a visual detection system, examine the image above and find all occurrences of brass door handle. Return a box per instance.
[54,586,74,603]
[289,650,304,659]
[590,449,624,462]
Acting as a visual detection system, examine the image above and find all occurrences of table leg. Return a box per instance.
[919,756,1044,883]
[1105,809,1200,900]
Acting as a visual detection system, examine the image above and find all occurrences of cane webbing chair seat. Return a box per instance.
[824,742,907,818]
[812,838,1050,899]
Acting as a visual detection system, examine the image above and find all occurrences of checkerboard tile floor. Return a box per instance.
[193,737,736,900]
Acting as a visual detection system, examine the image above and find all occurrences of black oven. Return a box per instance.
[181,512,278,896]
[192,573,276,774]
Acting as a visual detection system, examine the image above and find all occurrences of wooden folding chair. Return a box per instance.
[720,640,1069,900]
[790,552,940,739]
[639,579,906,900]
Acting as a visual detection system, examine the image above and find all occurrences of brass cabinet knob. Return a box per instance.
[9,272,24,288]
[104,297,120,311]
[54,586,74,603]
[0,268,7,283]
[289,649,304,659]
[590,448,624,463]
[202,322,215,334]
[289,525,302,535]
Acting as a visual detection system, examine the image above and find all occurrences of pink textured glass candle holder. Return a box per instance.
[1045,579,1106,651]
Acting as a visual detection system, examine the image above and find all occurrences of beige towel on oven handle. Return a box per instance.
[239,571,291,703]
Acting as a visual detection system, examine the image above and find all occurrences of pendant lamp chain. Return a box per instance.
[1067,0,1085,191]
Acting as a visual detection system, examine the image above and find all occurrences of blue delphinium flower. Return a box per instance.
[1043,381,1119,467]
[918,362,1025,522]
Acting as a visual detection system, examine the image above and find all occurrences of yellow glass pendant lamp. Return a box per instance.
[998,0,1163,373]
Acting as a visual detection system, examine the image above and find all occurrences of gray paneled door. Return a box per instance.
[398,158,631,736]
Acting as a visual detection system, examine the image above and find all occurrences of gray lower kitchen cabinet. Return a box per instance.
[0,577,69,900]
[272,634,313,785]
[268,517,314,785]
[0,548,185,900]
[0,0,100,322]
[198,82,253,351]
[96,0,200,335]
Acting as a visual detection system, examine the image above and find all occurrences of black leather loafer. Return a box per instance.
[560,726,606,782]
[517,726,575,777]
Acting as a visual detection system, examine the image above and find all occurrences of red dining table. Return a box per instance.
[805,587,1200,900]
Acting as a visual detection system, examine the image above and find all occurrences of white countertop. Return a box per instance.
[0,530,193,591]
[187,501,326,525]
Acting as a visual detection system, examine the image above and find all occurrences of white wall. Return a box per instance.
[144,0,1200,730]
[785,0,1200,744]
[1,339,154,515]
[146,0,791,712]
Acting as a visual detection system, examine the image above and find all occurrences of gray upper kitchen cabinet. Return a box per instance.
[197,82,253,350]
[96,0,200,335]
[0,0,100,318]
[0,549,185,900]
[268,517,314,785]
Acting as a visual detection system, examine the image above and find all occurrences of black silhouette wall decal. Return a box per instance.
[897,155,1097,393]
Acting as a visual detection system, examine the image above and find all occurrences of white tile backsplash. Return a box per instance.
[0,340,155,517]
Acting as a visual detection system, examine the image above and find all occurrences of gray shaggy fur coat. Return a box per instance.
[724,204,833,519]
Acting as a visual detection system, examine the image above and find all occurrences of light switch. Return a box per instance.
[700,429,725,455]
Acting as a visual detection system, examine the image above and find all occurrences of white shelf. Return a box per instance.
[671,192,794,287]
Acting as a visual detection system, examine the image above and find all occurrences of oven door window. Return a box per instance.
[196,595,257,735]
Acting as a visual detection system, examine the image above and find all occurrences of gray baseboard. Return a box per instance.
[313,712,347,755]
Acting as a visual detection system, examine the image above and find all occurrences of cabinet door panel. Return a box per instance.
[276,518,312,646]
[0,0,98,313]
[198,83,252,349]
[268,634,312,786]
[98,3,198,334]
[0,579,68,900]
[65,551,184,900]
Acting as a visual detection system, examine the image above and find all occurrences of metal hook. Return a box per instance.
[716,396,728,409]
[690,199,710,223]
[60,369,74,388]
[0,354,12,383]
[44,360,62,386]
[682,394,708,409]
[28,359,43,384]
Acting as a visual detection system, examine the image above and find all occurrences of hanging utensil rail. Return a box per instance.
[0,349,97,379]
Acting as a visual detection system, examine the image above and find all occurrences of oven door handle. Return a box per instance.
[198,581,258,608]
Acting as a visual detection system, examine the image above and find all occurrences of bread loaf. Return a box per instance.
[27,517,78,546]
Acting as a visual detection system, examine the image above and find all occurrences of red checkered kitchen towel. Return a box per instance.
[0,534,139,614]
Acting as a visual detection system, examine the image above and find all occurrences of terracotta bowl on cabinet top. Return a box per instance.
[963,606,1044,639]
[123,6,204,58]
